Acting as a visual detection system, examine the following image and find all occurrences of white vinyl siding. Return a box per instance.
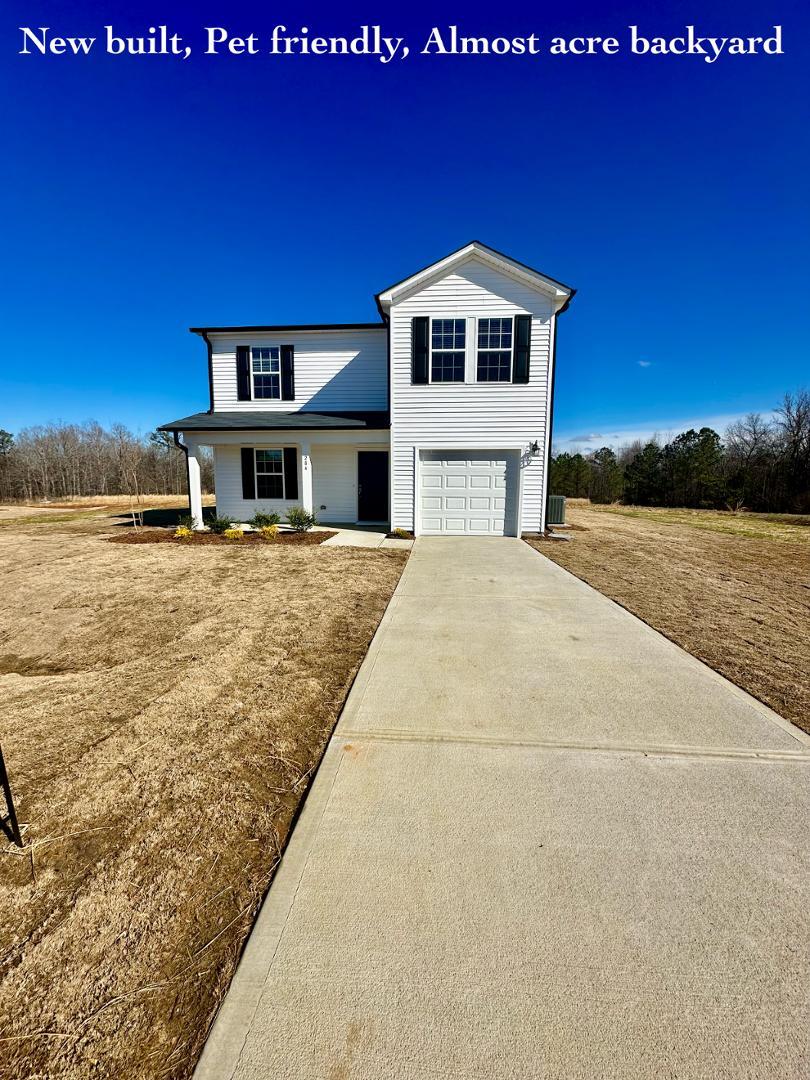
[213,445,298,521]
[210,328,388,412]
[209,432,389,523]
[389,256,554,533]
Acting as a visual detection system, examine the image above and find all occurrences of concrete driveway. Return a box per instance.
[196,538,810,1080]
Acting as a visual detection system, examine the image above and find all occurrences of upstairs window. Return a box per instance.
[255,449,284,498]
[252,346,281,399]
[477,318,513,382]
[430,319,466,383]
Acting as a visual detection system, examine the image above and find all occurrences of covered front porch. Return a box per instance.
[157,410,391,530]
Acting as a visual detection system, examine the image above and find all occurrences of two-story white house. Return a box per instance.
[159,242,575,536]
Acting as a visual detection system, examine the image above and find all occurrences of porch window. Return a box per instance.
[255,449,284,498]
[252,347,281,399]
[477,318,513,382]
[430,319,466,382]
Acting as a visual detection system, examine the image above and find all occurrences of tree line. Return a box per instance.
[550,390,810,513]
[2,391,807,512]
[0,422,213,502]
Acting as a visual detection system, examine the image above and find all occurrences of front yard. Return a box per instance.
[0,508,406,1079]
[529,502,810,734]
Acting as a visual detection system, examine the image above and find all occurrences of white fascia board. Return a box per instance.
[377,243,572,312]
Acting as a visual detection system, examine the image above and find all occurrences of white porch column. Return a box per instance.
[186,440,204,529]
[300,442,313,513]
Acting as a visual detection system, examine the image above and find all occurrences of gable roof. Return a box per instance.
[374,241,576,317]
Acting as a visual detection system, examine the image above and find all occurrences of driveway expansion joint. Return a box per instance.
[334,729,810,764]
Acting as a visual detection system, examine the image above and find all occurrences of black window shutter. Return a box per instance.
[281,345,295,401]
[241,447,256,499]
[236,345,251,400]
[513,315,532,384]
[283,447,298,500]
[412,317,429,384]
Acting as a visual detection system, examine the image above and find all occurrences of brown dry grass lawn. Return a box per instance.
[0,507,406,1079]
[0,495,217,527]
[527,502,810,733]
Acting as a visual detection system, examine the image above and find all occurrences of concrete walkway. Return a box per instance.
[196,538,810,1080]
[320,525,412,551]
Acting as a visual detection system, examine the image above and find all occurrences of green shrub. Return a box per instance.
[286,506,317,532]
[207,514,236,535]
[177,513,194,531]
[249,511,281,528]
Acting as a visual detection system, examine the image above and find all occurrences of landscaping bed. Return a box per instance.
[109,528,336,547]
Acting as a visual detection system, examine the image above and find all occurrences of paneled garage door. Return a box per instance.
[419,451,518,535]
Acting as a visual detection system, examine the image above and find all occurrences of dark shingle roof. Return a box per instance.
[158,410,390,432]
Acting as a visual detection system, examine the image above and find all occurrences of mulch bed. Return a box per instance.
[109,529,336,547]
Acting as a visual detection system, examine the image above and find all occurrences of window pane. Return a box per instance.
[431,351,465,382]
[477,350,512,382]
[254,374,280,398]
[430,319,465,382]
[256,474,283,499]
[252,357,280,373]
[478,318,512,349]
[432,319,465,350]
[256,449,282,471]
[252,346,279,361]
[256,449,283,499]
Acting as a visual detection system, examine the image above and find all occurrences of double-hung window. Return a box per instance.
[255,449,284,498]
[252,346,281,399]
[430,319,466,383]
[477,318,513,382]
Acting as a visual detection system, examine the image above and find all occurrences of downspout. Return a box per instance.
[173,431,193,518]
[202,330,214,414]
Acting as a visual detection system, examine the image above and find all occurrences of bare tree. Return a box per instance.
[775,391,810,509]
[0,421,212,503]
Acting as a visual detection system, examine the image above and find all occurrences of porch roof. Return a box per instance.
[158,410,390,432]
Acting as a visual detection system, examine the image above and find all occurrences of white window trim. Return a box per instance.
[250,346,282,402]
[428,317,466,385]
[254,447,285,500]
[476,317,514,383]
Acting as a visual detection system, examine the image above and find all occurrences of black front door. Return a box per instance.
[357,451,389,522]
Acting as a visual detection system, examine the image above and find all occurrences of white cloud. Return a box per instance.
[637,360,652,368]
[554,409,777,453]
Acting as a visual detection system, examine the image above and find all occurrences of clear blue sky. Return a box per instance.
[3,0,808,450]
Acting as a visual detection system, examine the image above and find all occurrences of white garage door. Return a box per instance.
[419,451,518,535]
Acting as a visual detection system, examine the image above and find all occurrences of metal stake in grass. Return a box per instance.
[0,745,23,847]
